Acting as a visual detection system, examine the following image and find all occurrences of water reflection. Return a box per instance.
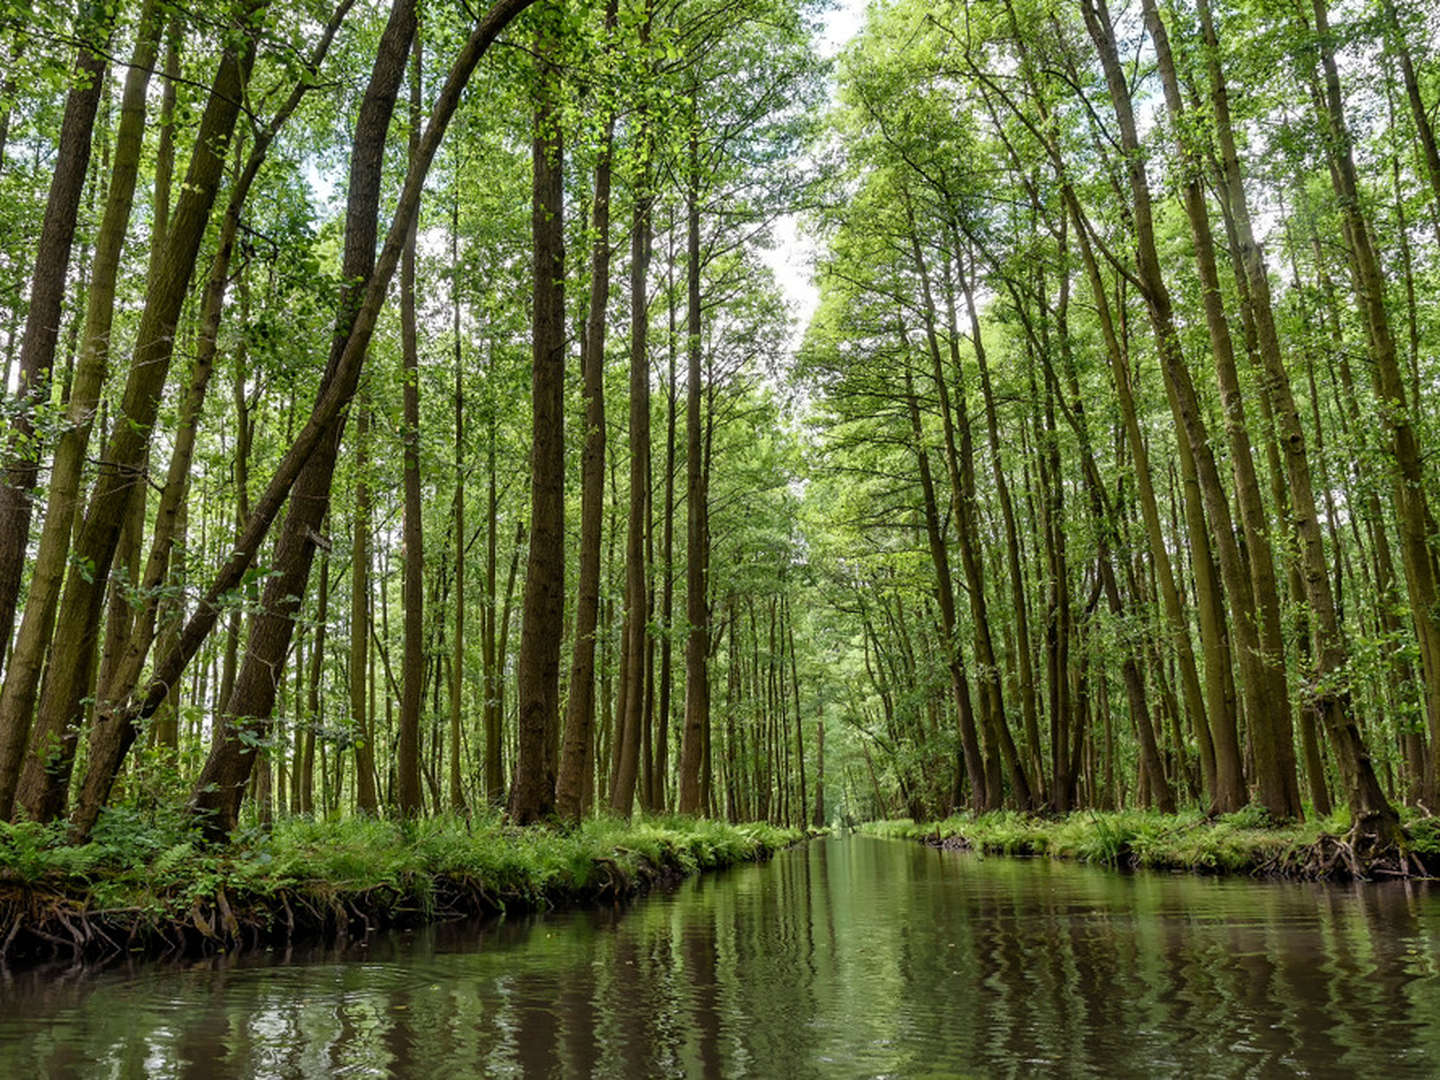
[2,835,1439,1078]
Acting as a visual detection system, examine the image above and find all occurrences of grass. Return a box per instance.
[863,807,1440,877]
[0,810,807,962]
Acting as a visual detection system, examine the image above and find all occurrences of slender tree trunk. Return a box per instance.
[812,709,825,828]
[0,3,116,666]
[903,358,986,810]
[556,0,619,821]
[610,186,653,815]
[397,30,424,817]
[1083,0,1299,817]
[955,244,1044,800]
[1141,0,1303,818]
[17,18,261,824]
[449,193,468,816]
[985,12,1238,810]
[677,120,710,815]
[352,402,378,813]
[484,436,503,803]
[1300,0,1431,824]
[188,0,418,838]
[304,550,330,814]
[509,0,566,824]
[0,3,138,816]
[657,220,679,811]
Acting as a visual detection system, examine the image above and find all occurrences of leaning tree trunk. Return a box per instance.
[16,17,261,824]
[0,3,116,671]
[1082,0,1301,818]
[188,0,419,838]
[68,0,539,841]
[0,0,149,819]
[1300,0,1432,825]
[1139,0,1301,818]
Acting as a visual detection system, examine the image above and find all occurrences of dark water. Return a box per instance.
[3,835,1440,1078]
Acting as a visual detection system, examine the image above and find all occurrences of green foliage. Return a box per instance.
[861,810,1366,876]
[0,813,803,927]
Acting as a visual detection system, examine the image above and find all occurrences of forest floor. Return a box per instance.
[0,813,807,967]
[865,808,1440,881]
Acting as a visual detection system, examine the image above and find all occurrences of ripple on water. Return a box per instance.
[2,836,1440,1078]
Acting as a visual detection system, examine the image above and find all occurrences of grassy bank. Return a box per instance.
[863,808,1440,879]
[0,813,805,964]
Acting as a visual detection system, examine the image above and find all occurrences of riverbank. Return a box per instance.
[864,808,1440,880]
[0,814,805,965]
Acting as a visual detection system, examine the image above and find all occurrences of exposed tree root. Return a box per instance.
[915,820,1440,882]
[0,841,779,968]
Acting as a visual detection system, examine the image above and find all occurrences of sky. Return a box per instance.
[760,0,869,349]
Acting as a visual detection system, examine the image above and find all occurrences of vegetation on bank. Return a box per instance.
[864,810,1440,880]
[0,814,804,964]
[5,0,1440,899]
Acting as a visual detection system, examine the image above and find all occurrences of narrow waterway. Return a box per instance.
[3,834,1439,1078]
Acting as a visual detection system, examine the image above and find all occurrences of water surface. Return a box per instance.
[4,834,1439,1078]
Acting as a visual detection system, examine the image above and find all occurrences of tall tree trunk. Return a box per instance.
[1301,0,1432,822]
[610,158,654,817]
[556,0,619,822]
[955,245,1044,800]
[397,30,424,817]
[1083,0,1299,817]
[484,432,504,803]
[984,11,1239,809]
[16,16,261,824]
[657,220,679,811]
[677,120,709,815]
[902,359,986,810]
[812,710,825,828]
[0,2,136,816]
[448,191,468,816]
[352,401,378,813]
[509,0,566,824]
[1139,0,1301,818]
[0,3,116,666]
[303,550,330,814]
[189,0,417,838]
[785,595,807,826]
[76,0,539,841]
[936,230,1033,808]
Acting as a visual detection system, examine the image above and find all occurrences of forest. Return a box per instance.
[1,0,1439,875]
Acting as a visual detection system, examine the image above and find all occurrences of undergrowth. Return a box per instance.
[0,809,803,937]
[863,805,1435,877]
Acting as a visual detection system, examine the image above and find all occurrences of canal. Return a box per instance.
[3,834,1438,1077]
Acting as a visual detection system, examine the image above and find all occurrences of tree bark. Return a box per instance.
[67,0,537,841]
[1139,0,1301,818]
[610,111,655,818]
[17,15,261,823]
[556,0,619,822]
[397,29,424,817]
[189,0,418,838]
[0,2,116,666]
[0,0,151,817]
[677,120,709,815]
[1082,0,1298,817]
[509,0,566,824]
